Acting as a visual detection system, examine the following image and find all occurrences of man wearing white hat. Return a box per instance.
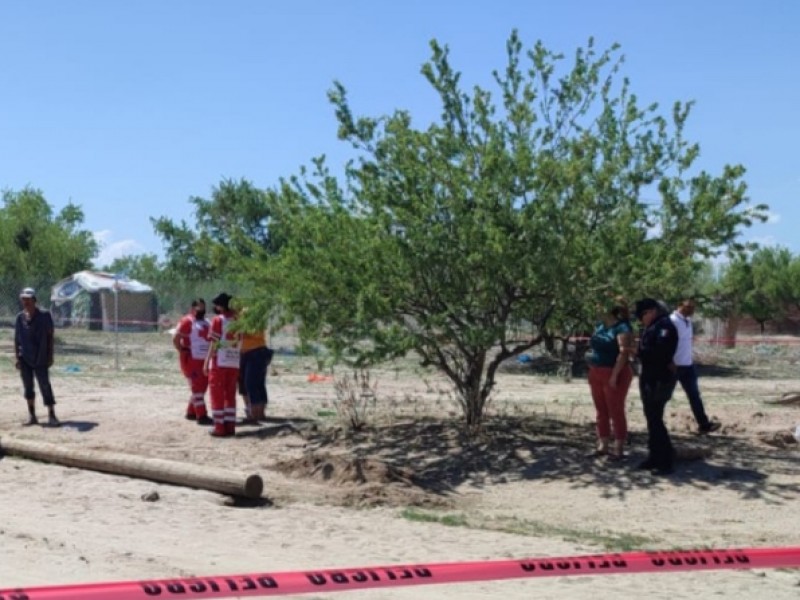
[14,287,60,426]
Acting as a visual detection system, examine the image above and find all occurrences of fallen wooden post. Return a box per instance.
[0,437,263,499]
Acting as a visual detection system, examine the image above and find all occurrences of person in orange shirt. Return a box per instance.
[239,323,273,424]
[203,293,240,437]
[172,298,211,424]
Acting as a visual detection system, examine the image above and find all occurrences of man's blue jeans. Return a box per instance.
[676,364,710,429]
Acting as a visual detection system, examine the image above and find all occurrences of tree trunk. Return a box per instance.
[721,315,738,348]
[462,355,487,428]
[543,333,556,355]
[464,387,482,427]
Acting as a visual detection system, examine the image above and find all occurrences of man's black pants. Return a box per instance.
[20,362,56,407]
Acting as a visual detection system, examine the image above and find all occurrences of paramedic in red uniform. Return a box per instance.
[172,298,211,425]
[204,293,240,437]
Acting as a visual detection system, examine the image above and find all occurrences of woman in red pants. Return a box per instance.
[587,297,634,459]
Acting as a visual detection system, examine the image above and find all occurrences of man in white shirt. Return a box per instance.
[670,298,720,434]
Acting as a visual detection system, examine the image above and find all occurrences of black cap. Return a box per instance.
[634,298,660,320]
[211,292,232,311]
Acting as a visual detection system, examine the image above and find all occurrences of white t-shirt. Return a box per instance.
[670,311,693,366]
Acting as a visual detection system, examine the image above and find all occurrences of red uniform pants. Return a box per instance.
[181,355,209,418]
[209,366,239,435]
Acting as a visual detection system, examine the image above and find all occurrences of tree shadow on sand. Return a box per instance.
[276,415,799,506]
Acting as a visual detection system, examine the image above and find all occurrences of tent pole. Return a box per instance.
[114,276,120,370]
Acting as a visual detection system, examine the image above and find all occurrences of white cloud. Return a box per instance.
[93,229,113,245]
[93,230,145,267]
[765,211,781,224]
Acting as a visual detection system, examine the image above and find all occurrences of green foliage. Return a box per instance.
[149,178,281,315]
[152,178,281,279]
[712,246,800,332]
[102,253,164,284]
[0,187,97,314]
[162,33,767,426]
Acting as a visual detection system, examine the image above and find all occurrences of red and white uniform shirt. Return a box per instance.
[209,314,240,369]
[176,314,211,360]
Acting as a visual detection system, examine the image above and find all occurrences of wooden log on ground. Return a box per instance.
[0,437,263,499]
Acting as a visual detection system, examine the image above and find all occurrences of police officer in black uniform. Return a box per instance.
[634,298,678,475]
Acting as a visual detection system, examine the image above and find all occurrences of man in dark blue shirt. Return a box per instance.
[14,287,59,427]
[634,297,678,475]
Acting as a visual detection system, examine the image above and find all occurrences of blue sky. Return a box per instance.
[1,1,797,266]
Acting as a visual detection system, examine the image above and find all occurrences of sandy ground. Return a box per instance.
[1,347,799,599]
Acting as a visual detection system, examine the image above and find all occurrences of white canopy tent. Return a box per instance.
[50,270,157,331]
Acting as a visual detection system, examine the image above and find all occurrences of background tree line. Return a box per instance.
[3,33,794,425]
[699,246,800,335]
[0,188,96,319]
[0,187,242,320]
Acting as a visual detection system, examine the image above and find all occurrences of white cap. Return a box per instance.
[19,287,36,299]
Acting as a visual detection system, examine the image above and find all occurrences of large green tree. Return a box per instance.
[152,178,281,279]
[177,33,766,426]
[0,187,97,312]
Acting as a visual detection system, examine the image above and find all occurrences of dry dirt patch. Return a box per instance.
[272,451,444,508]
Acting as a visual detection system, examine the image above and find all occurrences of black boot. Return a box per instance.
[24,401,37,426]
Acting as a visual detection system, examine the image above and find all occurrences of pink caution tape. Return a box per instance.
[2,546,798,599]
